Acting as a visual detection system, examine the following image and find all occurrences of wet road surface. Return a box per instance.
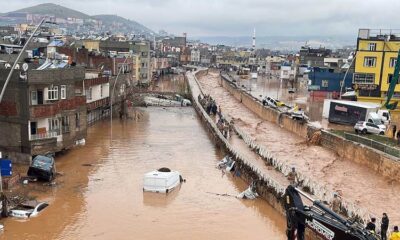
[198,71,400,225]
[0,107,286,240]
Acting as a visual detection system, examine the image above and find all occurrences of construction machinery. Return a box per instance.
[284,185,379,240]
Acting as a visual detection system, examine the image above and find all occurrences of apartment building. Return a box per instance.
[0,67,87,163]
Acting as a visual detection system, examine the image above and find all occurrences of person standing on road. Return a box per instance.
[390,226,400,240]
[366,218,377,233]
[381,213,390,240]
[392,125,397,139]
[287,167,297,186]
[330,193,341,214]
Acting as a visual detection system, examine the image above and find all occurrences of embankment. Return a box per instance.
[220,74,400,182]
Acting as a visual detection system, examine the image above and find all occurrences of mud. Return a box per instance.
[0,107,285,240]
[198,70,400,226]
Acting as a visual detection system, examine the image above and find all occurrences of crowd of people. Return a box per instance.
[198,94,232,139]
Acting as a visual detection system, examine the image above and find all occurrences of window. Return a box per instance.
[60,85,66,99]
[390,58,397,68]
[364,57,376,67]
[75,113,80,129]
[48,118,60,135]
[321,80,329,87]
[387,74,400,84]
[86,87,92,100]
[61,116,70,133]
[368,43,376,51]
[47,86,58,100]
[31,91,37,105]
[353,73,375,84]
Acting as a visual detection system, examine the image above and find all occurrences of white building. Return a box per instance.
[191,49,200,64]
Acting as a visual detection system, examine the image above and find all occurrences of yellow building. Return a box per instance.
[354,29,400,122]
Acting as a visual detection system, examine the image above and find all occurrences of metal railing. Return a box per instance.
[30,131,58,141]
[344,133,400,158]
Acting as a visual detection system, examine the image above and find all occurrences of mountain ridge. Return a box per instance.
[3,3,155,35]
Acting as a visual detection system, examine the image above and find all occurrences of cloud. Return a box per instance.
[2,0,400,37]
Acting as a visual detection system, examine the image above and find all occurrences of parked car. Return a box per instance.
[354,121,386,135]
[9,201,49,218]
[27,155,55,181]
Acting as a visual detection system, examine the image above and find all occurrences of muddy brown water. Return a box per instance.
[199,71,400,226]
[0,107,285,240]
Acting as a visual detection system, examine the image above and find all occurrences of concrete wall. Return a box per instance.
[320,130,400,182]
[219,73,400,182]
[220,74,308,138]
[189,70,322,240]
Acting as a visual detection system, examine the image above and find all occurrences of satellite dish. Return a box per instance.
[5,63,11,69]
[15,64,20,70]
[22,63,29,72]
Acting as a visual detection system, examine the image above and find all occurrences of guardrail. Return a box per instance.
[30,131,58,141]
[344,133,400,158]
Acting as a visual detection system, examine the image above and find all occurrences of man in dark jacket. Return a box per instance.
[366,218,377,233]
[381,213,390,240]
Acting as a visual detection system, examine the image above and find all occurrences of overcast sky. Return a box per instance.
[3,0,400,37]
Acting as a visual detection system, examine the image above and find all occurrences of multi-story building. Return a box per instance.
[353,29,400,121]
[299,46,331,67]
[0,67,87,163]
[190,49,200,64]
[84,71,110,125]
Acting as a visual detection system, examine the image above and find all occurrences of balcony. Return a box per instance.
[30,131,58,141]
[30,96,86,119]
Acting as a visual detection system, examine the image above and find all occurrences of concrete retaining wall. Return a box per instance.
[220,75,308,138]
[219,73,400,181]
[321,131,400,182]
[188,70,286,215]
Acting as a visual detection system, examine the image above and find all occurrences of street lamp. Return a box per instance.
[0,18,56,103]
[110,54,132,136]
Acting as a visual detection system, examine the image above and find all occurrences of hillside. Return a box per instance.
[2,3,155,36]
[93,14,155,35]
[12,3,90,19]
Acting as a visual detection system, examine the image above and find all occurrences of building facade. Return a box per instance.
[0,68,87,163]
[353,29,400,121]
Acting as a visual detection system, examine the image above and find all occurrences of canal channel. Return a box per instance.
[0,107,286,240]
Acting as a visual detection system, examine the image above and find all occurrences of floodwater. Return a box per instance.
[0,107,286,240]
[149,74,187,93]
[230,71,353,129]
[198,71,400,225]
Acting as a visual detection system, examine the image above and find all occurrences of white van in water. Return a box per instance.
[143,168,182,193]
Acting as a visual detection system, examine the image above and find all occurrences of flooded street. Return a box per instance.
[1,107,285,240]
[198,71,400,224]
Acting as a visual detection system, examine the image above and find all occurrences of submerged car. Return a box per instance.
[9,201,49,218]
[143,168,183,194]
[27,155,55,181]
[354,121,385,135]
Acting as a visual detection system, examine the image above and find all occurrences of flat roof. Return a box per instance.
[326,99,381,109]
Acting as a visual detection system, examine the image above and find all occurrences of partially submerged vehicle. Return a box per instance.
[237,183,258,200]
[27,155,55,182]
[9,201,49,219]
[144,94,191,107]
[217,156,235,172]
[143,168,183,194]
